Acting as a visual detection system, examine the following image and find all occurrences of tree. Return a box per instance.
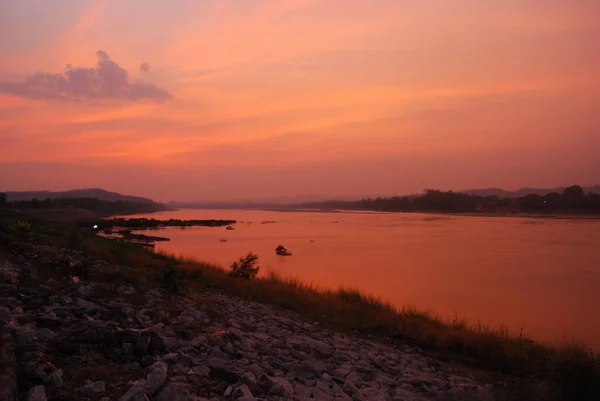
[543,192,563,209]
[229,252,260,280]
[563,185,585,208]
[0,193,6,206]
[520,194,544,211]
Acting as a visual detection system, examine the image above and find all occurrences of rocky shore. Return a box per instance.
[0,243,514,401]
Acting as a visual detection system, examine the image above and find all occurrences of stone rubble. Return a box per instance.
[0,244,498,401]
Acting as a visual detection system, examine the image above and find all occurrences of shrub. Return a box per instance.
[8,220,36,241]
[229,252,260,280]
[161,266,183,291]
[68,231,83,250]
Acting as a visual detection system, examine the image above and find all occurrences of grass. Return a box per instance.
[2,214,599,400]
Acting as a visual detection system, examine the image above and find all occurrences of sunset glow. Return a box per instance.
[2,0,599,201]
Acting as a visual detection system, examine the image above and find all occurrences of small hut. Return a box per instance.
[275,245,292,256]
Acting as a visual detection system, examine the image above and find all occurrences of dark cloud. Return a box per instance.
[140,62,150,73]
[0,50,172,102]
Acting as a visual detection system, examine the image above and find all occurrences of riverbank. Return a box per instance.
[0,241,502,401]
[265,208,600,220]
[1,217,599,400]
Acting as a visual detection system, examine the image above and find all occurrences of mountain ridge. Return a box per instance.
[4,188,159,204]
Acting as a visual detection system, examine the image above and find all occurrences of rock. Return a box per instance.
[241,371,258,385]
[0,268,19,284]
[79,381,106,397]
[147,361,168,395]
[189,335,207,348]
[140,355,156,368]
[286,335,332,358]
[44,369,64,390]
[331,364,352,382]
[122,342,134,355]
[294,383,313,398]
[190,366,210,376]
[15,325,37,345]
[224,386,233,396]
[208,345,229,360]
[316,381,352,401]
[234,384,254,398]
[0,306,11,323]
[135,336,151,355]
[77,298,102,311]
[226,328,244,341]
[123,362,141,371]
[304,359,327,376]
[115,329,139,343]
[156,383,194,401]
[209,366,240,383]
[286,362,315,380]
[118,379,148,401]
[171,363,188,375]
[178,309,206,323]
[259,375,294,398]
[342,379,359,396]
[160,353,179,363]
[313,380,339,400]
[162,336,179,351]
[25,386,46,401]
[246,364,265,379]
[77,285,94,297]
[357,387,392,401]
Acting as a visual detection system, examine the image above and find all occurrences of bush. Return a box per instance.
[8,220,36,241]
[229,252,260,280]
[161,266,183,291]
[68,231,83,250]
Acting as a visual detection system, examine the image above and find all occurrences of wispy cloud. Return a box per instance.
[0,50,172,102]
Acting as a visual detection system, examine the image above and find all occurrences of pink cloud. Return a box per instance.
[0,50,171,102]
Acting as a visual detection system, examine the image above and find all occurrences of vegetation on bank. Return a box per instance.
[302,185,600,214]
[1,213,599,400]
[3,196,167,217]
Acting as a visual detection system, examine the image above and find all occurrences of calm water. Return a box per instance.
[123,209,600,348]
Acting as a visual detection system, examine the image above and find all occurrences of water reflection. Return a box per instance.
[121,209,600,349]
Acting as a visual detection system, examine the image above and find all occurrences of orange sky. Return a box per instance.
[1,0,599,201]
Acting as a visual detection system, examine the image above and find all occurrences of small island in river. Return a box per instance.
[90,217,237,230]
[92,218,237,246]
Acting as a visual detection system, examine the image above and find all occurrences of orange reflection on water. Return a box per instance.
[124,209,600,349]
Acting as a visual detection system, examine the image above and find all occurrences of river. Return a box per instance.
[121,208,600,349]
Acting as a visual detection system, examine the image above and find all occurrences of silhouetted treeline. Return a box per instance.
[302,185,600,214]
[5,196,167,216]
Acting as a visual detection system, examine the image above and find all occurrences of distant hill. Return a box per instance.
[5,188,158,204]
[460,185,600,198]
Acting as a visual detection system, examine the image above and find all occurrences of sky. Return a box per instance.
[1,0,599,202]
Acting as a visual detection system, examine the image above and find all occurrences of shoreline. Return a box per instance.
[2,211,599,399]
[160,206,600,220]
